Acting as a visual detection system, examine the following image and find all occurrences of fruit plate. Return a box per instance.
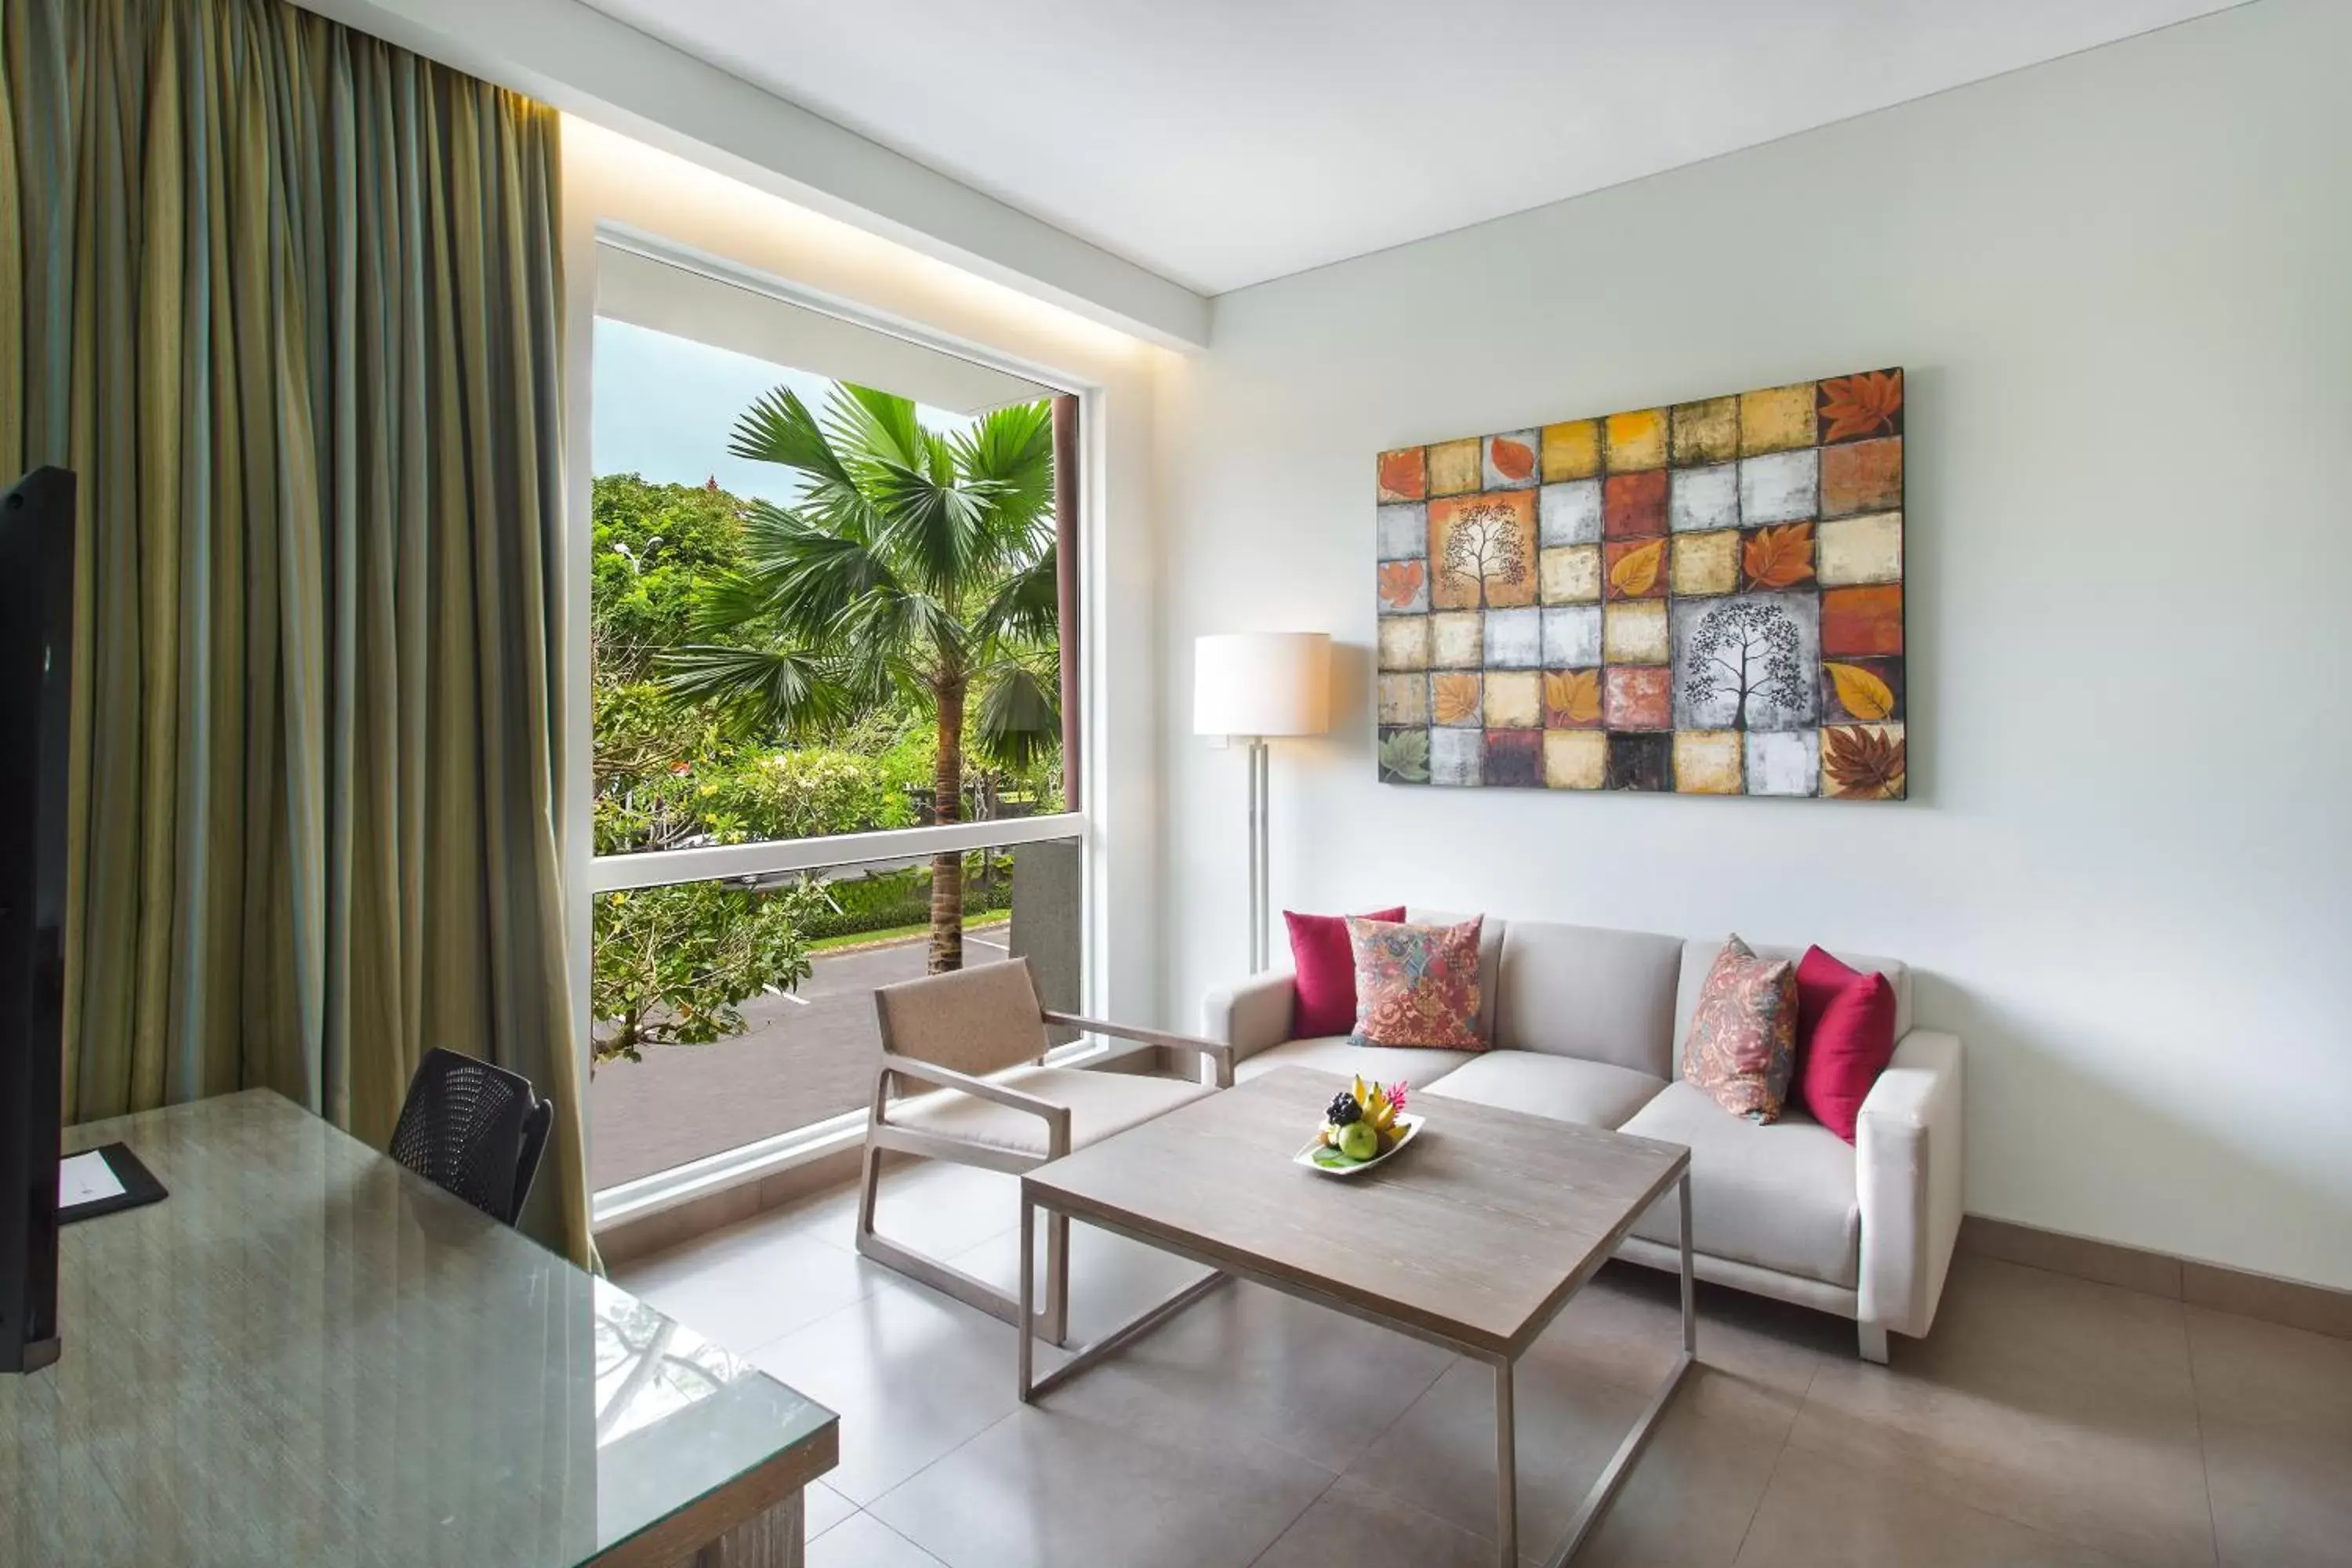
[1293,1114,1424,1177]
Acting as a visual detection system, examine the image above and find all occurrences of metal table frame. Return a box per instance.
[1015,1169,1696,1568]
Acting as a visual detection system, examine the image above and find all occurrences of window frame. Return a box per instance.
[568,227,1108,1229]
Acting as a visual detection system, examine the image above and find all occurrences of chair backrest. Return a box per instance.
[873,957,1051,1078]
[389,1048,551,1227]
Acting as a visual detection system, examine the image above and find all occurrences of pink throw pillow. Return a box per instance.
[1345,916,1486,1051]
[1284,907,1406,1037]
[1795,946,1899,1143]
[1682,935,1799,1123]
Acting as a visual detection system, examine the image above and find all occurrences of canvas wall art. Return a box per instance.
[1374,368,1905,800]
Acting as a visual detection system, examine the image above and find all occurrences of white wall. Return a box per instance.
[558,120,1174,1076]
[1154,0,2352,1289]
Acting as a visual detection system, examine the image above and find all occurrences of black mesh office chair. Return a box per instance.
[389,1048,554,1227]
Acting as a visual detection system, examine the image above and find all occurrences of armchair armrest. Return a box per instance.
[878,1052,1074,1150]
[1200,968,1298,1068]
[1042,1012,1237,1088]
[1856,1029,1965,1341]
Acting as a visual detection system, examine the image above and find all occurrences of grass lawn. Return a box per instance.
[808,909,1010,956]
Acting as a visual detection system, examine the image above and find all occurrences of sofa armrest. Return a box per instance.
[1856,1029,1965,1341]
[1199,969,1298,1079]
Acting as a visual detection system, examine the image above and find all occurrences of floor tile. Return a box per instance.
[797,1160,1025,1260]
[750,1276,1022,1505]
[1734,1443,2135,1566]
[1341,1269,1810,1555]
[1251,1475,1506,1568]
[2187,1305,2352,1567]
[612,1217,895,1356]
[808,1509,950,1567]
[866,1398,1334,1568]
[804,1481,857,1544]
[1031,1277,1454,1473]
[1785,1255,2215,1567]
[945,1218,1221,1347]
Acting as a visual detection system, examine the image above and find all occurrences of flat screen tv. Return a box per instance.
[0,466,74,1374]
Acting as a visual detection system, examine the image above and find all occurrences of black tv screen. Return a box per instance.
[0,466,74,1374]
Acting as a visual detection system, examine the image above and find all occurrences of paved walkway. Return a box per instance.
[590,928,1011,1192]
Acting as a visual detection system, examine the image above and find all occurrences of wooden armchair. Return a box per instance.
[859,956,1234,1345]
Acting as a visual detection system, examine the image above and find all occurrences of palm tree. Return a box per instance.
[662,383,1062,973]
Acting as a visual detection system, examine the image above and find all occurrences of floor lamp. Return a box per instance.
[1193,633,1331,972]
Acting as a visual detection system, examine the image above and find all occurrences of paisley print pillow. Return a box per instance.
[1682,935,1798,1123]
[1345,916,1486,1051]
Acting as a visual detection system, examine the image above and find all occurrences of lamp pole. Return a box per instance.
[1247,735,1270,972]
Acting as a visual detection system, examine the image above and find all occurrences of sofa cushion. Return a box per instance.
[1407,908,1505,1042]
[1622,1081,1860,1287]
[1674,938,1911,1064]
[884,1065,1214,1156]
[1490,920,1684,1076]
[1421,1051,1666,1131]
[1232,1035,1475,1092]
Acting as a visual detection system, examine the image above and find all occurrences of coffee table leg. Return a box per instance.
[1494,1357,1517,1565]
[1017,1191,1036,1402]
[1679,1171,1697,1355]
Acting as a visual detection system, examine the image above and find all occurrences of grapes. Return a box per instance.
[1326,1092,1363,1127]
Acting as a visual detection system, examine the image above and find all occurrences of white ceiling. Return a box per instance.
[579,0,2245,297]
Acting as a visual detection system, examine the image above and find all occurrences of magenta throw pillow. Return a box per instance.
[1284,907,1406,1037]
[1795,946,1900,1142]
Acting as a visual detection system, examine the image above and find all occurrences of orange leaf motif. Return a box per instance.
[1744,523,1814,590]
[1377,561,1425,609]
[1432,673,1482,726]
[1609,539,1664,597]
[1489,437,1534,482]
[1377,448,1426,500]
[1822,726,1907,798]
[1817,371,1904,443]
[1542,670,1601,728]
[1824,662,1896,721]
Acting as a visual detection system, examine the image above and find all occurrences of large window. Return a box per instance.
[584,241,1085,1211]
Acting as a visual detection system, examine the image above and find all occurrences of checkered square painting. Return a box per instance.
[1375,369,1905,799]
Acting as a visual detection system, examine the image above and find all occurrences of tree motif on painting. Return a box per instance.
[1683,598,1804,731]
[1439,500,1529,609]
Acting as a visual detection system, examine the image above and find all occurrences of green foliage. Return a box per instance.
[592,474,750,681]
[1378,729,1431,784]
[585,380,1065,1051]
[796,854,1014,941]
[661,384,1062,773]
[591,881,817,1064]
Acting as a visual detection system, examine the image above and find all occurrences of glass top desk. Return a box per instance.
[0,1091,837,1566]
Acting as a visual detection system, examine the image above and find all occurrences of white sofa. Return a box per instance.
[1201,911,1964,1362]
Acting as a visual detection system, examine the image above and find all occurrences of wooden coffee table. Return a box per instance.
[1015,1065,1695,1567]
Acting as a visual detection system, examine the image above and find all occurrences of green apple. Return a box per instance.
[1338,1121,1379,1161]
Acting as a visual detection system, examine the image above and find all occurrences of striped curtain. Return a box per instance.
[0,0,590,1264]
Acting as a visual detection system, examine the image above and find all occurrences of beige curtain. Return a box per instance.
[1,0,591,1265]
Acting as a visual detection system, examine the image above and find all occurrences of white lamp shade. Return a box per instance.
[1193,633,1331,738]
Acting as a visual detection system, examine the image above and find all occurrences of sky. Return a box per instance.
[591,317,973,506]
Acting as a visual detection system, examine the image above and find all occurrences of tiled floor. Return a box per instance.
[612,1160,2352,1567]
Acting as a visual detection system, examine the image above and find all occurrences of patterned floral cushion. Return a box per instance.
[1345,916,1487,1051]
[1682,935,1799,1123]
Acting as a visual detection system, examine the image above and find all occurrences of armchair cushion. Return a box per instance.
[1232,1035,1478,1092]
[884,1065,1214,1157]
[1623,1082,1860,1287]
